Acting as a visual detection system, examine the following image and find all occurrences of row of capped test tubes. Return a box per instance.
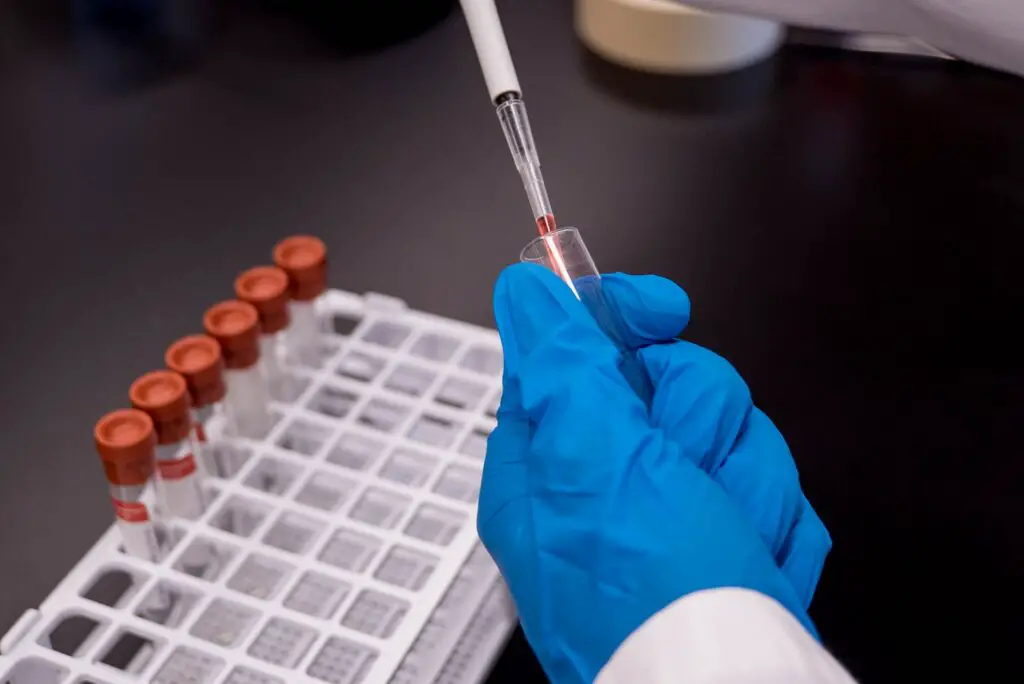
[92,235,328,562]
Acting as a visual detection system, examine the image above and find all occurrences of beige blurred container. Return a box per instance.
[576,0,783,74]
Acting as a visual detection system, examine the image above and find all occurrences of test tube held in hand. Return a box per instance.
[203,300,273,439]
[129,370,206,520]
[165,334,226,476]
[235,266,294,401]
[520,226,654,406]
[273,235,327,368]
[94,409,164,561]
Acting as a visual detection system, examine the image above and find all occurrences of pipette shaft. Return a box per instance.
[459,1,556,234]
[460,1,655,407]
[458,0,520,102]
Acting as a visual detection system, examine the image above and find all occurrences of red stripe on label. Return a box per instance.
[157,454,198,481]
[194,423,207,443]
[112,499,150,523]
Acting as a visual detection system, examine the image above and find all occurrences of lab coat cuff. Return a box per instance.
[596,587,858,684]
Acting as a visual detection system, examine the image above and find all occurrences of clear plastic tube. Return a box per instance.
[191,403,242,480]
[224,365,273,439]
[287,299,320,367]
[165,334,226,478]
[203,300,274,440]
[154,440,205,520]
[108,482,164,561]
[521,227,654,406]
[259,332,296,400]
[190,404,216,475]
[94,409,166,562]
[130,370,208,520]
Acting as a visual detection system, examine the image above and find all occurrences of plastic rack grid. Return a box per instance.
[0,290,517,684]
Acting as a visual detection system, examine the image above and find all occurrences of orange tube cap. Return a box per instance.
[129,370,192,445]
[95,409,156,487]
[235,266,290,334]
[273,235,327,301]
[166,335,226,407]
[203,300,261,370]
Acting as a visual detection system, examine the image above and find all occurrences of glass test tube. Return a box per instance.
[94,409,164,561]
[235,265,296,401]
[521,226,655,405]
[203,300,274,439]
[273,235,327,368]
[129,370,206,520]
[165,334,227,477]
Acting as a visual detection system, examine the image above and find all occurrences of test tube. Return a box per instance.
[203,300,274,439]
[94,409,164,561]
[520,226,654,405]
[129,370,206,520]
[165,334,226,476]
[234,265,294,401]
[273,235,327,367]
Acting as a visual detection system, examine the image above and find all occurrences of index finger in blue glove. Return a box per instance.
[710,408,831,606]
[711,408,801,557]
[640,340,752,475]
[639,339,830,603]
[778,496,832,608]
[493,263,651,507]
[600,273,691,348]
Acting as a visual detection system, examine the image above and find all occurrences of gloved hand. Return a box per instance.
[478,263,832,684]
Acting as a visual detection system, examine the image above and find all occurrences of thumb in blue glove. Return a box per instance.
[478,263,826,684]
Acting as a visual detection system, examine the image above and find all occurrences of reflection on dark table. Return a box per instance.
[1,1,1022,683]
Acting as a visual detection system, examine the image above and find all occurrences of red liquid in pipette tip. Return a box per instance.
[535,213,571,282]
[536,213,557,236]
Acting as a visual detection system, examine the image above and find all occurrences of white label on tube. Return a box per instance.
[159,458,205,520]
[157,453,198,480]
[112,499,161,561]
[155,444,205,520]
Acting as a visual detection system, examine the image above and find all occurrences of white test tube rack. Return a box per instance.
[0,289,516,684]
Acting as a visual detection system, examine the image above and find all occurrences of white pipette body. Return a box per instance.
[459,0,522,101]
[459,0,557,234]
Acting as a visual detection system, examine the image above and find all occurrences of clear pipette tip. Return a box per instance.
[496,96,556,235]
[522,227,655,407]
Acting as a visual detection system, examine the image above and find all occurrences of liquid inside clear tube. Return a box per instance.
[520,227,654,406]
[224,366,273,439]
[259,332,297,401]
[287,300,321,368]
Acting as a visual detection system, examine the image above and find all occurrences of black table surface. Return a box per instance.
[2,1,1022,682]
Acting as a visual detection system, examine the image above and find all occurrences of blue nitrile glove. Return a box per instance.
[478,263,832,684]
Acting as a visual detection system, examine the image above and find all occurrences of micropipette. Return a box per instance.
[458,0,556,236]
[459,0,654,405]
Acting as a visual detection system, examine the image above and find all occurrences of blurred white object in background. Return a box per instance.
[576,0,783,74]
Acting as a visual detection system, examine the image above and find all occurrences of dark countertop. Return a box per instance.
[1,1,1022,682]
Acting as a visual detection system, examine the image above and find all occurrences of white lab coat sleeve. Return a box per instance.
[680,0,1024,77]
[596,588,857,684]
